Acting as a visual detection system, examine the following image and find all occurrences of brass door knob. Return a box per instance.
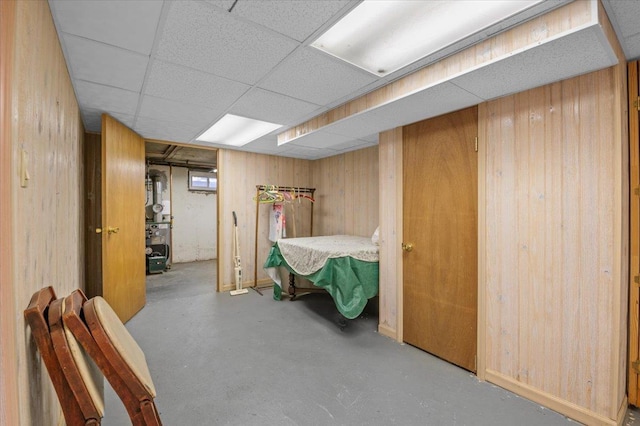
[107,226,120,234]
[95,228,102,234]
[401,242,414,252]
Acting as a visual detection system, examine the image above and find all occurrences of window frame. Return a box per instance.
[187,170,217,193]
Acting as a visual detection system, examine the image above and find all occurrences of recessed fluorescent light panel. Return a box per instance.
[311,0,542,77]
[196,114,282,146]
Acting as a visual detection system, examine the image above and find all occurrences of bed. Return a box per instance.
[263,235,379,319]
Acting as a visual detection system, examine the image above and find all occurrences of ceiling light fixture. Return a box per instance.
[196,114,282,147]
[311,0,542,77]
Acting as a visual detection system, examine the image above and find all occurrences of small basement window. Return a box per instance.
[188,170,217,193]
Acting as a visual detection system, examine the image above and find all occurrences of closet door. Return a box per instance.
[403,106,478,372]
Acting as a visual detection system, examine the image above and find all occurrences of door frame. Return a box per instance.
[401,106,479,372]
[628,60,639,406]
[389,106,487,379]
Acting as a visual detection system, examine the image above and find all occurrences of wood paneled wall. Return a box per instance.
[482,64,628,423]
[217,150,312,291]
[217,146,379,291]
[6,1,85,424]
[375,3,628,424]
[310,146,379,237]
[378,130,403,340]
[0,1,18,425]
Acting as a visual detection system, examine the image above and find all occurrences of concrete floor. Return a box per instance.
[102,261,640,425]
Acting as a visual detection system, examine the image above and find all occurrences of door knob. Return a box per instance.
[107,226,120,234]
[95,228,102,234]
[401,242,414,252]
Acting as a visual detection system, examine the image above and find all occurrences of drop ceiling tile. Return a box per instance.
[109,112,136,129]
[145,60,250,111]
[80,109,102,133]
[63,35,148,92]
[134,116,199,143]
[203,1,236,12]
[604,0,640,40]
[361,133,379,144]
[242,136,281,155]
[624,32,640,61]
[259,48,378,105]
[156,1,299,85]
[138,95,219,129]
[281,130,354,149]
[49,0,163,54]
[81,108,136,133]
[74,80,139,116]
[218,0,352,42]
[279,144,332,160]
[330,139,375,152]
[229,88,321,126]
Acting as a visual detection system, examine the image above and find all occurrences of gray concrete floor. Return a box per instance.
[102,261,640,425]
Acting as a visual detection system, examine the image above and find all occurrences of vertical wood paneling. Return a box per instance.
[311,146,379,238]
[483,65,626,422]
[312,154,345,236]
[218,147,378,292]
[0,0,19,424]
[10,1,85,424]
[217,150,312,290]
[378,130,402,341]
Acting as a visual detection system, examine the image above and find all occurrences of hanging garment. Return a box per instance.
[269,204,286,242]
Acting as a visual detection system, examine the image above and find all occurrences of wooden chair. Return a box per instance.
[48,297,104,424]
[24,287,102,425]
[62,289,162,426]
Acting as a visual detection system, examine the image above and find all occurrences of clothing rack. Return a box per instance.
[253,185,315,295]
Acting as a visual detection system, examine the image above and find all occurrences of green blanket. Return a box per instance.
[264,244,379,319]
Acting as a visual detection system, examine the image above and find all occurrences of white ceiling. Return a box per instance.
[48,0,640,160]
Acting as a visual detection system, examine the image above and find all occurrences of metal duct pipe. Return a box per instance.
[153,177,163,222]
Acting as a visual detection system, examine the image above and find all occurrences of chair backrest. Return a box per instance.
[48,297,104,421]
[24,287,101,426]
[63,289,162,426]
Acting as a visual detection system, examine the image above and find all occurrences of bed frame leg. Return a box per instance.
[288,273,296,300]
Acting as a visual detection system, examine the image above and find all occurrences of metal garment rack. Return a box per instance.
[253,185,315,295]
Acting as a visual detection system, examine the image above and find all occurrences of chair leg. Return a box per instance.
[130,400,162,426]
[140,400,162,426]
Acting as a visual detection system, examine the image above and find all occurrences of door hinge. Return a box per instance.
[475,136,478,153]
[634,275,640,285]
[635,187,640,196]
[635,96,640,111]
[633,359,640,374]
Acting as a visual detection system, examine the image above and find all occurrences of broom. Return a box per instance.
[230,211,248,295]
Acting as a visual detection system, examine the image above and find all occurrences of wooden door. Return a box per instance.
[101,114,146,323]
[403,106,478,372]
[629,60,640,407]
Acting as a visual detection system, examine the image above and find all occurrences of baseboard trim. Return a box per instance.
[485,369,622,426]
[377,323,397,340]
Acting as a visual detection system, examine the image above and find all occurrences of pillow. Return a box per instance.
[371,226,380,245]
